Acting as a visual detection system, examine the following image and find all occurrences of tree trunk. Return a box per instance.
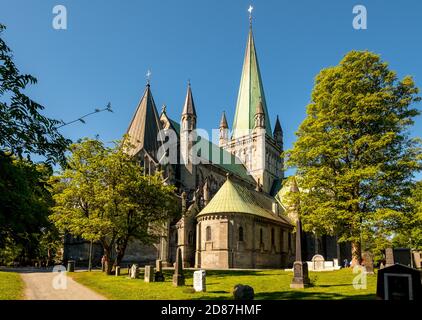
[114,236,129,267]
[103,247,113,275]
[351,241,362,266]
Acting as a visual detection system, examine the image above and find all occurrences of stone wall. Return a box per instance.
[197,213,293,269]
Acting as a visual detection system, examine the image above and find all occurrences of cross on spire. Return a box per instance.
[248,5,253,26]
[146,69,152,85]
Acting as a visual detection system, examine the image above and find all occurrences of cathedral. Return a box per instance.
[63,18,351,269]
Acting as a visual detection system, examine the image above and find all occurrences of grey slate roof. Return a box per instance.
[126,84,164,157]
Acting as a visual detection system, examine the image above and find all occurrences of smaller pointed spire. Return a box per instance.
[182,81,196,116]
[290,177,299,193]
[254,99,265,129]
[274,115,282,133]
[220,111,228,128]
[256,99,264,115]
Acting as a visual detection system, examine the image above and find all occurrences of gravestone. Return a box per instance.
[362,251,374,274]
[290,219,310,288]
[67,260,75,272]
[312,254,325,271]
[193,270,206,292]
[376,264,421,300]
[144,265,154,283]
[380,262,385,269]
[385,248,394,267]
[233,284,254,300]
[130,264,138,279]
[291,261,310,288]
[173,248,185,286]
[155,259,165,282]
[333,258,339,268]
[412,251,421,269]
[115,266,120,276]
[393,248,412,267]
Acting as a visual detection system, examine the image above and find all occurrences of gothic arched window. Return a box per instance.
[206,226,211,241]
[238,227,244,242]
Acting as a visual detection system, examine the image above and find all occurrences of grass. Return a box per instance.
[69,268,377,300]
[0,271,24,300]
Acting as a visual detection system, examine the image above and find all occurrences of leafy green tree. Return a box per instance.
[0,156,55,264]
[286,51,421,265]
[50,138,176,274]
[0,23,70,264]
[0,23,70,164]
[391,180,422,250]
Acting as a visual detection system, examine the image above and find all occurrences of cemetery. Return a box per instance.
[65,246,420,300]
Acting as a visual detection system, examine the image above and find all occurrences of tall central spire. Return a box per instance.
[232,15,272,139]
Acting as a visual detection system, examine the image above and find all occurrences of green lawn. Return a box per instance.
[0,271,24,300]
[70,268,377,300]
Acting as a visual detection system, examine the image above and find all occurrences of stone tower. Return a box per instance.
[180,82,197,189]
[222,23,283,193]
[219,111,229,147]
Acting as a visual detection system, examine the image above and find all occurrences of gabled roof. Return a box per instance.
[168,118,255,185]
[232,26,272,138]
[126,84,163,157]
[197,177,292,226]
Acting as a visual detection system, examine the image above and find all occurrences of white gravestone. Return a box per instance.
[130,264,138,279]
[193,270,206,292]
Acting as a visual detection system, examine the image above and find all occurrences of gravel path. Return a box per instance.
[14,269,106,300]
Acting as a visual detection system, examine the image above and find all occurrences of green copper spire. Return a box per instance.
[232,25,272,138]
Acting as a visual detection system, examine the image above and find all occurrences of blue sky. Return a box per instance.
[1,0,421,177]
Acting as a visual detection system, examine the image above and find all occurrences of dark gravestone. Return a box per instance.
[376,264,422,300]
[362,251,374,274]
[385,248,394,267]
[67,260,75,272]
[393,248,412,267]
[233,284,254,300]
[173,248,185,286]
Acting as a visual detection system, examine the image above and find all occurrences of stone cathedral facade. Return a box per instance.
[64,21,351,269]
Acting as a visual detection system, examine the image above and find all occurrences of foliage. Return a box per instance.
[0,155,58,265]
[0,23,70,165]
[0,23,70,265]
[286,51,421,264]
[50,138,177,273]
[391,180,422,250]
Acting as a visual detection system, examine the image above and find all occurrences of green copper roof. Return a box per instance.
[197,178,292,226]
[232,27,272,138]
[168,119,255,185]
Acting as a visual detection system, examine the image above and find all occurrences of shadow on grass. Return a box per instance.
[253,291,375,300]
